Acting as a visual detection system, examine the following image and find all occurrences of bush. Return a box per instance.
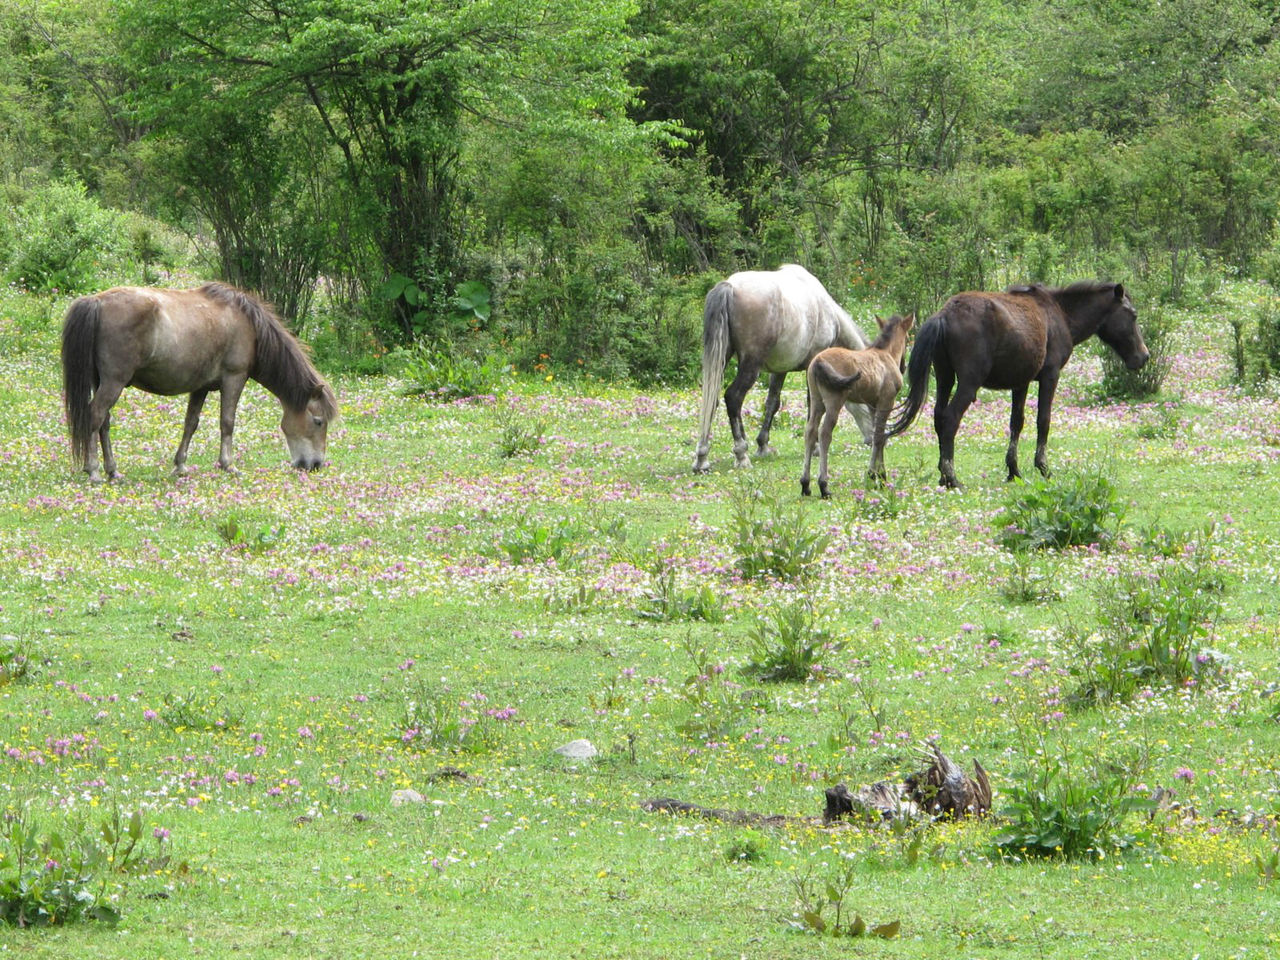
[730,478,831,580]
[997,469,1126,552]
[395,343,510,399]
[3,179,125,293]
[744,599,842,682]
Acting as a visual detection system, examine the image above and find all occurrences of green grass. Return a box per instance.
[2,285,1280,956]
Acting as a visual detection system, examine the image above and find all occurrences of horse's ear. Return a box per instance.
[904,313,915,330]
[1113,283,1125,300]
[875,316,887,329]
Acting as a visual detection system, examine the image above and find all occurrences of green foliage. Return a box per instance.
[1072,553,1226,705]
[791,863,900,938]
[996,706,1153,861]
[673,634,747,742]
[0,634,33,687]
[395,681,498,754]
[724,829,768,864]
[495,404,546,459]
[0,807,173,928]
[638,557,725,623]
[1240,294,1280,388]
[744,599,841,683]
[214,514,285,554]
[157,689,243,732]
[3,179,123,293]
[497,515,580,566]
[730,478,830,581]
[395,343,508,400]
[997,470,1127,552]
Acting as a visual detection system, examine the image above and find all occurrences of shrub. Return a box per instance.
[495,404,546,458]
[496,515,580,565]
[396,343,508,399]
[730,478,831,580]
[3,179,125,293]
[744,599,842,682]
[996,469,1126,552]
[638,557,724,623]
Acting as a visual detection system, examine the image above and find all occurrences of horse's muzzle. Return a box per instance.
[293,457,325,471]
[1126,350,1151,371]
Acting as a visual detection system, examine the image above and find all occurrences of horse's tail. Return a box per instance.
[61,295,101,469]
[886,310,944,437]
[811,359,862,394]
[693,282,733,468]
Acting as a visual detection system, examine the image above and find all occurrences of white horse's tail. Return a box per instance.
[693,282,733,472]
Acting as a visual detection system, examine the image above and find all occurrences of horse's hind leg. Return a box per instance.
[1005,385,1028,481]
[868,403,891,483]
[755,372,786,458]
[724,359,762,468]
[174,390,209,476]
[800,390,824,496]
[87,380,126,482]
[816,404,841,499]
[934,370,975,490]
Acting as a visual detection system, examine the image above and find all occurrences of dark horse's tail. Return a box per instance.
[885,311,944,437]
[61,295,101,468]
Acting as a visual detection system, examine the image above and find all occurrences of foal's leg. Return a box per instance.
[868,403,891,483]
[174,389,209,476]
[800,388,825,496]
[723,359,763,468]
[755,372,786,457]
[934,374,976,490]
[1005,385,1028,481]
[816,403,841,499]
[216,376,249,472]
[1033,372,1061,477]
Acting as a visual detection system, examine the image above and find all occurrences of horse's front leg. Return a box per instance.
[174,389,209,476]
[1005,385,1028,481]
[755,372,786,458]
[724,360,762,468]
[800,391,823,496]
[1033,372,1061,477]
[217,377,248,472]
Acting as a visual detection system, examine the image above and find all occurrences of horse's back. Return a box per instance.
[722,264,859,370]
[938,289,1052,386]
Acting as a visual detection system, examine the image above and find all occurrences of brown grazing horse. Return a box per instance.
[693,264,873,473]
[887,282,1147,489]
[801,314,913,498]
[61,282,337,481]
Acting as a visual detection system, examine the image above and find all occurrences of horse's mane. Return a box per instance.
[199,283,337,418]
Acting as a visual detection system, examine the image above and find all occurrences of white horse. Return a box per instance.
[692,264,873,473]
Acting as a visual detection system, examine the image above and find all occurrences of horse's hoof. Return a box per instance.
[756,445,778,459]
[800,482,810,496]
[820,487,831,500]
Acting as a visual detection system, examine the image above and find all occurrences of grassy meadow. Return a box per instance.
[1,282,1279,958]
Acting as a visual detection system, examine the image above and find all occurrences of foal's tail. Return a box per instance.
[886,310,944,437]
[61,295,101,469]
[810,359,862,394]
[694,282,733,469]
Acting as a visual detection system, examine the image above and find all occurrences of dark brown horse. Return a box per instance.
[61,282,337,481]
[887,282,1148,489]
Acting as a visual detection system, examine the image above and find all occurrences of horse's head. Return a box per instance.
[1096,284,1149,370]
[281,385,337,471]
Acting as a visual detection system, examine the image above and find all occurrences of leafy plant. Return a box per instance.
[215,514,285,554]
[674,634,746,742]
[1256,846,1280,885]
[158,689,243,732]
[0,634,33,687]
[638,557,724,623]
[495,404,546,458]
[997,469,1127,552]
[396,342,506,399]
[837,481,911,522]
[791,863,900,938]
[0,808,175,928]
[1133,402,1183,440]
[497,515,580,565]
[395,681,499,754]
[744,599,842,683]
[998,552,1062,604]
[995,705,1153,860]
[730,478,830,580]
[724,830,768,864]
